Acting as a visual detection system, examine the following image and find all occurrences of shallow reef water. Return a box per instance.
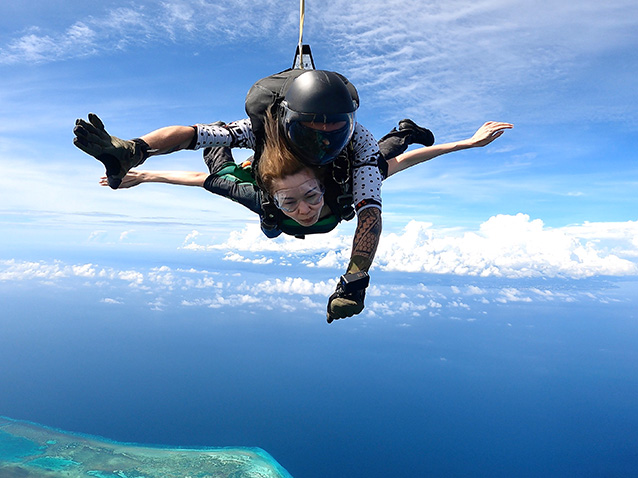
[0,416,292,478]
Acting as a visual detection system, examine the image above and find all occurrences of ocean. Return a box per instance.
[1,256,637,477]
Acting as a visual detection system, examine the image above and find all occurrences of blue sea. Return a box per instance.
[1,250,637,477]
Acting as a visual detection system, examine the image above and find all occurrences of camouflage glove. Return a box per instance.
[73,113,151,189]
[326,271,370,324]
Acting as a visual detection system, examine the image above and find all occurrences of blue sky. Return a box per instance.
[1,0,637,305]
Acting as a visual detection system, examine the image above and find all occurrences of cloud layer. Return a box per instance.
[183,215,638,279]
[4,212,636,322]
[2,253,631,323]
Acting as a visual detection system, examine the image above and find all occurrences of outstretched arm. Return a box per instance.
[385,121,513,177]
[99,170,209,189]
[327,207,382,323]
[139,126,197,156]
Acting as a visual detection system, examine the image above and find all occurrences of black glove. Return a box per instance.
[73,113,151,189]
[327,271,370,323]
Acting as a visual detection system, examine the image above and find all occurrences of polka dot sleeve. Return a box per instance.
[351,123,383,212]
[192,118,256,150]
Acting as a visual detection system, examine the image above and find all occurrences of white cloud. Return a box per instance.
[213,224,351,253]
[148,297,167,311]
[88,231,108,242]
[0,259,101,281]
[1,253,631,319]
[72,264,96,278]
[117,270,145,285]
[0,1,291,65]
[368,298,434,317]
[101,297,123,305]
[375,215,638,279]
[180,214,638,279]
[496,288,533,304]
[0,22,98,64]
[256,277,335,296]
[561,220,638,258]
[184,230,200,245]
[467,285,487,295]
[312,0,638,126]
[148,266,176,289]
[119,230,136,242]
[223,252,274,265]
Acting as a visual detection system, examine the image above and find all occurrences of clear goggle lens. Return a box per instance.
[273,179,325,213]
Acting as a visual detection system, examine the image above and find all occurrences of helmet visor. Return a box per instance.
[282,107,355,166]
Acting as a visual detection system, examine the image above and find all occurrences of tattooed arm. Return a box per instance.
[327,207,382,323]
[326,123,384,323]
[347,207,382,274]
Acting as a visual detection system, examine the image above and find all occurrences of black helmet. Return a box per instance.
[280,70,358,166]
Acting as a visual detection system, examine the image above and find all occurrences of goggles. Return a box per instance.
[273,178,326,213]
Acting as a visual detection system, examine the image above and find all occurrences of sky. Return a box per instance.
[0,0,637,279]
[1,1,638,476]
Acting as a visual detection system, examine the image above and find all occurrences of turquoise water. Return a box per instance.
[0,416,293,478]
[29,456,81,471]
[0,429,43,462]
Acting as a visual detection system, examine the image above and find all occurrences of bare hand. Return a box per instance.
[99,170,145,189]
[467,121,513,148]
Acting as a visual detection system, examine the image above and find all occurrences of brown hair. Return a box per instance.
[257,111,321,194]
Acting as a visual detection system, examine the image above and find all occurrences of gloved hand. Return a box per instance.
[326,271,370,323]
[73,113,150,189]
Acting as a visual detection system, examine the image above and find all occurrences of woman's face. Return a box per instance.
[271,169,325,226]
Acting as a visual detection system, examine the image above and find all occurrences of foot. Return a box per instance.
[398,119,435,147]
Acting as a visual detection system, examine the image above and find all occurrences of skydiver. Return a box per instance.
[74,69,511,323]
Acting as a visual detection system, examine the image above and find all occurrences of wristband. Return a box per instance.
[339,271,369,293]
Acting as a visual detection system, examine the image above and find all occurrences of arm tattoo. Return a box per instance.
[347,207,382,273]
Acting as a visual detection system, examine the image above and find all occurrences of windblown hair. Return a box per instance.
[257,110,320,194]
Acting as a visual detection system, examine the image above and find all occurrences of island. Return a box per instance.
[0,416,293,478]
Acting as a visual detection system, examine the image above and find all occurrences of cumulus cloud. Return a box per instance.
[148,266,176,289]
[561,220,638,258]
[211,224,351,253]
[375,215,637,278]
[185,215,638,279]
[256,277,335,296]
[117,270,145,285]
[12,213,634,296]
[0,259,79,281]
